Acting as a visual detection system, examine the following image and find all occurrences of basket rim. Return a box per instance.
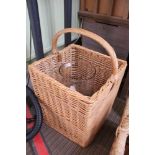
[30,44,127,66]
[70,44,127,64]
[29,44,127,103]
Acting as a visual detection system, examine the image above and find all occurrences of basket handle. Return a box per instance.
[52,28,118,79]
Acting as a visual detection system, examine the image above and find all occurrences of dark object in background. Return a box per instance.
[64,0,72,46]
[27,0,44,60]
[26,86,43,141]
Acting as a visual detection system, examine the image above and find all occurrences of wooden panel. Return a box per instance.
[80,0,85,11]
[85,0,94,12]
[80,0,129,19]
[79,11,129,27]
[93,0,99,13]
[112,0,129,19]
[99,0,114,16]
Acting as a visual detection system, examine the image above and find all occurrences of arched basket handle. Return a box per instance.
[51,28,118,80]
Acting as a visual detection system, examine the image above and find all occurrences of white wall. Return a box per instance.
[26,0,80,60]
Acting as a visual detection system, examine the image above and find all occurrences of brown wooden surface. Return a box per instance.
[99,0,114,16]
[79,11,129,27]
[112,0,129,19]
[85,0,94,12]
[80,0,86,11]
[93,0,99,13]
[80,0,129,19]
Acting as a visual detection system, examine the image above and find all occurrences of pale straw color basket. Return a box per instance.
[28,28,127,147]
[110,98,129,155]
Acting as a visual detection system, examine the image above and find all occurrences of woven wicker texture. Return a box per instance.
[26,97,126,155]
[110,98,129,155]
[29,28,127,147]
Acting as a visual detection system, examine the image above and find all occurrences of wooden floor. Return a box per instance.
[27,97,126,155]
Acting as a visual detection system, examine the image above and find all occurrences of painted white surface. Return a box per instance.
[26,0,80,60]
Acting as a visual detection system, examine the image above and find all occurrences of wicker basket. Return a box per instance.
[29,28,127,147]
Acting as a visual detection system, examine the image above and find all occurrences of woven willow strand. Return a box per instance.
[110,98,129,155]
